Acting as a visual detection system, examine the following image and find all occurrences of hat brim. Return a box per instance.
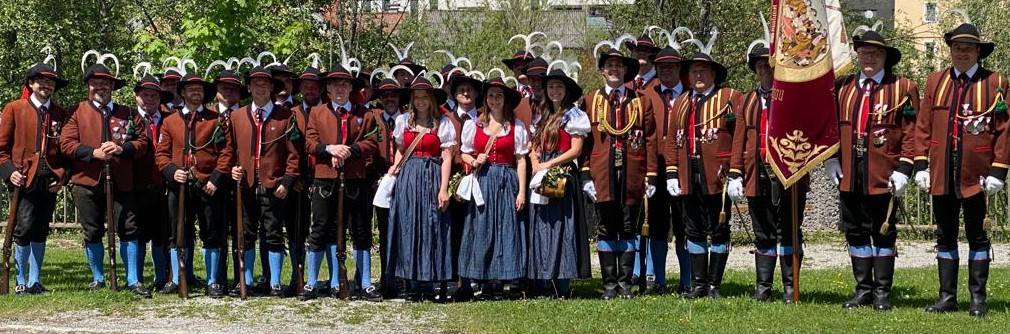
[408,86,448,107]
[542,74,583,102]
[27,74,70,91]
[747,54,770,72]
[853,41,903,68]
[944,36,996,59]
[177,81,218,104]
[482,83,521,111]
[502,57,534,70]
[84,73,127,90]
[597,54,641,83]
[625,41,662,55]
[680,58,728,86]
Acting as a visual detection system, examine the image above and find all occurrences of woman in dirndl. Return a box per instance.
[386,75,456,301]
[457,77,529,300]
[526,64,592,298]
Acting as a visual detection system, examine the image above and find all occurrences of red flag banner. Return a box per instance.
[766,0,841,188]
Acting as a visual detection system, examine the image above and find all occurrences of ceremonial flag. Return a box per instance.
[766,0,848,188]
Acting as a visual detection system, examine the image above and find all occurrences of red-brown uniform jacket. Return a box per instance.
[134,107,174,188]
[638,80,681,191]
[663,87,743,196]
[291,101,315,186]
[833,73,920,195]
[60,101,150,192]
[579,86,657,206]
[0,98,68,188]
[304,102,378,180]
[365,108,402,179]
[444,105,475,174]
[914,66,1010,197]
[225,103,300,190]
[155,106,231,186]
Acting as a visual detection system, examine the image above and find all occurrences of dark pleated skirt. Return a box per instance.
[386,157,453,282]
[527,152,592,279]
[458,163,526,280]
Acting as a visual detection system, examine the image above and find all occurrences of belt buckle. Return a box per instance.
[854,142,866,158]
[613,148,624,167]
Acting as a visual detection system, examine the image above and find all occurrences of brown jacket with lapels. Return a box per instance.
[663,87,743,196]
[833,73,920,195]
[914,66,1010,198]
[0,98,69,188]
[60,101,149,191]
[155,106,231,186]
[443,105,470,173]
[365,108,401,179]
[638,80,682,192]
[728,90,809,196]
[304,102,378,180]
[291,101,317,186]
[578,87,657,206]
[134,106,175,188]
[226,104,300,190]
[513,97,538,130]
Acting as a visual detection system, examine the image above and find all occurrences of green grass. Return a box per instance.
[1,239,1008,333]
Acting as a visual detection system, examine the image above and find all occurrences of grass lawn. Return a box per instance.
[1,238,1008,333]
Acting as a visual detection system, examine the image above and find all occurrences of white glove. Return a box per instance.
[983,176,1004,194]
[646,184,656,198]
[727,177,745,202]
[824,158,842,186]
[888,172,909,197]
[666,178,681,197]
[582,180,598,202]
[914,170,930,190]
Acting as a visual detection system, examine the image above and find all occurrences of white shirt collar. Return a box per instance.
[953,63,979,79]
[137,106,161,121]
[250,101,275,119]
[383,109,401,120]
[217,103,232,112]
[330,100,352,112]
[859,70,885,87]
[456,105,477,120]
[181,105,204,115]
[604,84,626,97]
[637,68,656,83]
[659,82,683,97]
[91,100,114,112]
[30,94,51,110]
[692,86,715,98]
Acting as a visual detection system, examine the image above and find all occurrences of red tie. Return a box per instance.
[688,95,700,155]
[39,108,51,159]
[635,77,644,90]
[338,107,349,144]
[254,108,265,170]
[609,90,624,150]
[759,94,769,158]
[950,74,970,151]
[857,80,875,139]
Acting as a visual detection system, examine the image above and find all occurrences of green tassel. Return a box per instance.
[902,104,916,117]
[724,111,735,122]
[996,100,1008,114]
[125,118,137,139]
[288,125,303,141]
[212,124,226,145]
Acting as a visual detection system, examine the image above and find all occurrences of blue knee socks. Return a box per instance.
[355,249,372,289]
[84,242,105,283]
[28,242,44,286]
[169,248,182,285]
[268,251,284,288]
[327,244,340,289]
[651,239,668,287]
[14,244,29,286]
[243,249,256,286]
[120,240,140,286]
[675,241,691,291]
[306,250,324,288]
[203,248,221,285]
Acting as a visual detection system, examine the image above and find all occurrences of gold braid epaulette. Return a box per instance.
[592,92,641,136]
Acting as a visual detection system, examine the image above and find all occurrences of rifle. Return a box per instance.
[0,181,22,295]
[335,170,350,299]
[639,178,650,294]
[104,113,118,291]
[294,190,305,294]
[236,181,246,299]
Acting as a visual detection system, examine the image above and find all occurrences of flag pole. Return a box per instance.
[790,184,800,303]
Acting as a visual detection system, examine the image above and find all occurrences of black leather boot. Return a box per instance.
[599,251,619,300]
[780,254,801,303]
[617,251,636,299]
[843,256,874,309]
[708,252,729,299]
[683,253,709,299]
[752,253,776,301]
[968,257,990,317]
[872,255,895,311]
[925,258,959,313]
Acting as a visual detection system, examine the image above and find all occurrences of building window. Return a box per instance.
[924,2,938,23]
[925,41,936,59]
[429,0,438,10]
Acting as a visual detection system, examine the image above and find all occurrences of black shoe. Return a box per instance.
[618,251,636,299]
[130,284,152,298]
[925,258,959,313]
[780,254,801,303]
[968,257,990,317]
[843,256,874,309]
[88,281,106,291]
[617,284,635,299]
[159,282,178,294]
[752,254,776,302]
[452,282,474,302]
[708,252,729,299]
[230,284,256,297]
[207,283,225,298]
[599,251,619,300]
[188,276,206,289]
[360,286,382,302]
[27,283,47,295]
[270,285,284,297]
[14,284,29,295]
[601,286,618,300]
[253,277,270,294]
[872,255,895,311]
[298,285,318,301]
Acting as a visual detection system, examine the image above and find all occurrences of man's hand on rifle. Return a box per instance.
[101,141,122,155]
[203,181,217,196]
[9,170,24,187]
[231,166,245,181]
[326,145,352,159]
[174,169,189,183]
[274,184,288,199]
[331,156,344,169]
[92,145,112,161]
